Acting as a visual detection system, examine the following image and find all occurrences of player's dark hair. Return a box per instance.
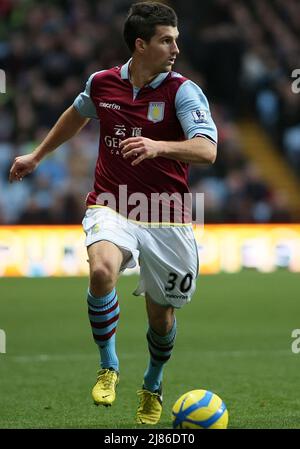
[123,2,177,53]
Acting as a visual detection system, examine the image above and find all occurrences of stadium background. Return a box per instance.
[0,0,300,429]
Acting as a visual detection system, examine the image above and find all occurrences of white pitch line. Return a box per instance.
[2,349,292,363]
[7,353,137,363]
[4,353,96,363]
[201,349,292,357]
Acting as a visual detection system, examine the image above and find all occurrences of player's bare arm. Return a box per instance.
[120,135,217,166]
[9,105,89,182]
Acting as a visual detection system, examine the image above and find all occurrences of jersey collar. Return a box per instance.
[120,58,169,89]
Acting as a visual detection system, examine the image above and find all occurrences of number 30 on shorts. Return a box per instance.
[165,272,193,293]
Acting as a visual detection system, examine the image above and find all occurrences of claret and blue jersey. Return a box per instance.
[73,58,217,223]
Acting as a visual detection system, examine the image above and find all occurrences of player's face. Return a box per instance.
[143,25,180,73]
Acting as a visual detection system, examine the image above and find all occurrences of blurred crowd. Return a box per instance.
[0,0,299,224]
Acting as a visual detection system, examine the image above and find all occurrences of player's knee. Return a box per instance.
[90,262,117,295]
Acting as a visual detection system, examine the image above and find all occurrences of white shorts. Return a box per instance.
[82,207,199,308]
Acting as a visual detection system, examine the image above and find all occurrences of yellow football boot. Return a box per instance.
[136,386,163,424]
[92,368,119,407]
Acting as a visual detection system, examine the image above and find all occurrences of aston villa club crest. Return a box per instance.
[147,102,165,123]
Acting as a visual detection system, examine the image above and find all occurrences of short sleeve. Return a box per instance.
[175,80,217,143]
[73,72,102,119]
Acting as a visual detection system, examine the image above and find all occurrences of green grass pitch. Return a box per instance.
[0,271,300,429]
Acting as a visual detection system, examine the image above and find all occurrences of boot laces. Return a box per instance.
[97,369,116,390]
[137,389,160,412]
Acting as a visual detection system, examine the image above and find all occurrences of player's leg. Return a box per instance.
[82,207,139,406]
[135,225,198,423]
[88,239,123,296]
[87,240,123,406]
[136,295,176,424]
[144,295,176,392]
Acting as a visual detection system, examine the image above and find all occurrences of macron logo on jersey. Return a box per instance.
[99,102,121,110]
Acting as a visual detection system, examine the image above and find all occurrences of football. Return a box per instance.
[172,389,229,429]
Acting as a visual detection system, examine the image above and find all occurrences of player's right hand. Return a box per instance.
[9,154,39,183]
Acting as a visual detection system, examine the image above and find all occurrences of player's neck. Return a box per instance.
[129,58,158,88]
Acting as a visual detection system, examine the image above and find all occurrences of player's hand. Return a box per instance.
[9,153,39,183]
[120,137,162,166]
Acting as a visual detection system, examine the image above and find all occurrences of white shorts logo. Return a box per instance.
[147,102,165,123]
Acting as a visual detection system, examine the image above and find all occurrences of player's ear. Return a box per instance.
[135,38,146,53]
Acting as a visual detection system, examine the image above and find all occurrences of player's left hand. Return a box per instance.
[120,137,162,166]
